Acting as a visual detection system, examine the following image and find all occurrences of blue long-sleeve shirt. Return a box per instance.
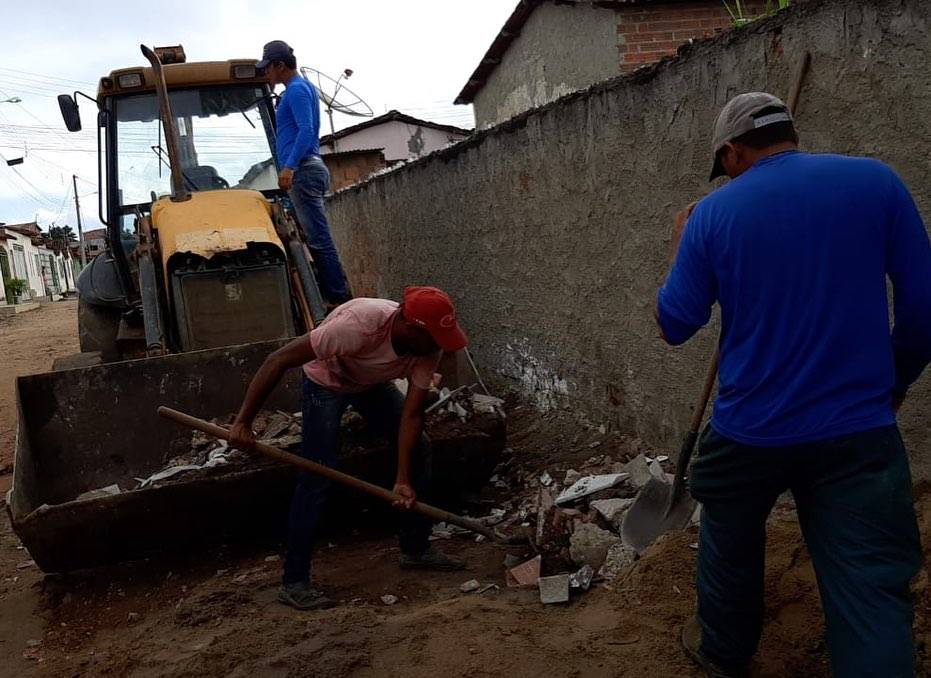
[657,151,931,446]
[276,74,321,170]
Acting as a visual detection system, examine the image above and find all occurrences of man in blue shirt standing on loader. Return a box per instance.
[257,40,350,305]
[658,92,931,677]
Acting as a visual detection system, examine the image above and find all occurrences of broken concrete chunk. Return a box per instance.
[539,574,570,604]
[648,458,666,480]
[506,555,541,588]
[539,471,554,487]
[563,469,581,486]
[75,484,122,502]
[472,393,504,414]
[536,488,555,546]
[599,543,638,580]
[690,503,702,527]
[590,498,636,530]
[625,454,654,489]
[260,412,292,440]
[381,594,399,605]
[569,522,621,570]
[459,579,481,593]
[569,564,594,591]
[556,474,629,506]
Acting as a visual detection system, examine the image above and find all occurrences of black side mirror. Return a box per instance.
[58,94,82,132]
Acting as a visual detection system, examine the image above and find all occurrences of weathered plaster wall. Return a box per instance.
[472,1,620,128]
[322,121,468,163]
[328,0,931,476]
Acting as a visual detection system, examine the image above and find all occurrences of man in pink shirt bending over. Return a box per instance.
[229,287,469,610]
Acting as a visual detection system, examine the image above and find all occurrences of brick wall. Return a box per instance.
[617,1,766,72]
[324,150,387,192]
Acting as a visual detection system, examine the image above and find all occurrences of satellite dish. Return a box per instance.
[301,66,373,116]
[300,67,373,151]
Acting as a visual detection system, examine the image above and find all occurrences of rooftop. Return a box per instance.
[455,0,707,104]
[320,110,472,147]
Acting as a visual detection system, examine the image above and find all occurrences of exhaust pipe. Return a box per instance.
[140,44,189,202]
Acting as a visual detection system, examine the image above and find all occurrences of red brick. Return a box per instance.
[637,42,679,53]
[625,32,659,43]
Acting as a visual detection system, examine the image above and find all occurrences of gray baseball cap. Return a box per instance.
[709,92,794,180]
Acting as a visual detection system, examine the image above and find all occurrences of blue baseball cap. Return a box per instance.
[256,40,294,69]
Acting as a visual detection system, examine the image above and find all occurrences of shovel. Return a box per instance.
[157,406,527,545]
[621,349,718,553]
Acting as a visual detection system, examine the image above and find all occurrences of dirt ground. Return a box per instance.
[1,300,930,677]
[0,300,80,473]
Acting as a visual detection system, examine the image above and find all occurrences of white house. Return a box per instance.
[320,110,471,165]
[0,222,77,303]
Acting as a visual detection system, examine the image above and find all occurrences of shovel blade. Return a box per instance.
[621,478,697,554]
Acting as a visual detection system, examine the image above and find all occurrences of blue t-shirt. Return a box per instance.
[658,151,931,446]
[276,74,321,169]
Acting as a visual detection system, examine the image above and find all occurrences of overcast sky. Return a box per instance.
[0,0,514,233]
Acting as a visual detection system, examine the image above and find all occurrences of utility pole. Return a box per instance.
[72,174,86,267]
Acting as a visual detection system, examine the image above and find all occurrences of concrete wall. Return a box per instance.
[321,121,469,163]
[328,0,931,476]
[472,1,619,128]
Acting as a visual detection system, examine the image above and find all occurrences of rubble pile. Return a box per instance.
[66,390,507,505]
[439,444,689,606]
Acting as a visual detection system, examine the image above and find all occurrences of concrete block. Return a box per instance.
[590,498,635,530]
[539,574,570,604]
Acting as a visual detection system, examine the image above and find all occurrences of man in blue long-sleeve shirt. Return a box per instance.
[658,92,931,677]
[257,40,350,304]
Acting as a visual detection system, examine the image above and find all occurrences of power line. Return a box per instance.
[0,66,96,87]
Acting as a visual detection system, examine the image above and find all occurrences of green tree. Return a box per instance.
[48,225,77,244]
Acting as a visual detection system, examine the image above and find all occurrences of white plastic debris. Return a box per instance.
[138,465,204,488]
[555,473,629,506]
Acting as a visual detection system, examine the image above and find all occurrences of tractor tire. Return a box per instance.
[78,296,121,362]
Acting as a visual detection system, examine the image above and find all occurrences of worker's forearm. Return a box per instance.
[234,357,287,426]
[396,412,424,483]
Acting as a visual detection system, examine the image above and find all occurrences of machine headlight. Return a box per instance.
[117,73,143,89]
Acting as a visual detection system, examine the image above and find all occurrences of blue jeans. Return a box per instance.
[283,376,433,584]
[690,425,922,677]
[289,156,349,302]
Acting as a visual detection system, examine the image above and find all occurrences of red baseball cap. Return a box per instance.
[402,286,468,352]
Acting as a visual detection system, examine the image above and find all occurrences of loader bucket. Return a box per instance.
[7,341,507,573]
[7,340,301,573]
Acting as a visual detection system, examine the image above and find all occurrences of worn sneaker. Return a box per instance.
[399,545,465,571]
[681,616,747,678]
[277,582,335,610]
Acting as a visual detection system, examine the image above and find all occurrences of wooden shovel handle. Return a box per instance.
[157,406,500,542]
